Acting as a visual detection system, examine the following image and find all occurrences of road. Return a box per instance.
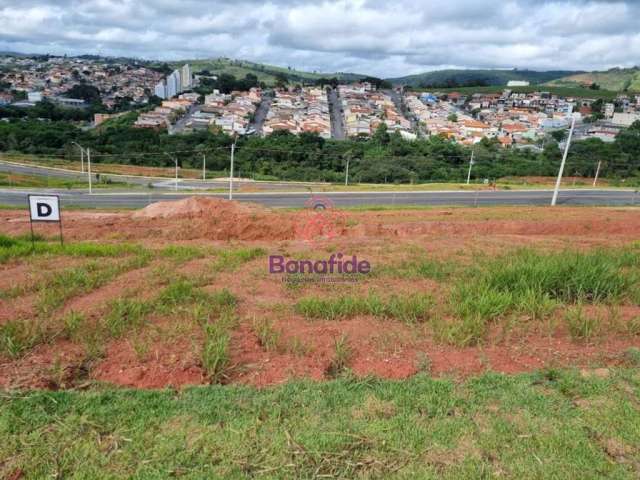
[0,188,638,209]
[249,92,272,135]
[0,159,329,191]
[169,104,200,134]
[327,88,345,139]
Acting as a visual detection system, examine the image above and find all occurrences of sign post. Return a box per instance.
[27,195,63,246]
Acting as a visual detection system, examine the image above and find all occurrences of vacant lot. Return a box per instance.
[1,198,639,477]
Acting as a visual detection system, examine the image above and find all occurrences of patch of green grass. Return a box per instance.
[2,369,640,478]
[479,248,638,304]
[160,245,205,262]
[438,247,640,345]
[212,247,267,272]
[0,319,43,359]
[379,257,455,281]
[0,235,145,263]
[35,255,149,317]
[103,298,150,338]
[295,292,433,323]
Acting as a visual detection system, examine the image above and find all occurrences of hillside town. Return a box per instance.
[263,87,331,138]
[0,55,163,108]
[339,84,413,138]
[2,54,640,146]
[403,89,640,147]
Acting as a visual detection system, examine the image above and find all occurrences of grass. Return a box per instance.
[565,305,602,341]
[378,256,455,281]
[0,234,144,263]
[212,247,267,272]
[326,334,353,378]
[439,247,640,346]
[160,245,206,262]
[1,369,640,478]
[295,292,433,323]
[201,308,237,383]
[252,317,281,352]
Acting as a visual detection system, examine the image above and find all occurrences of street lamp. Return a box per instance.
[163,151,179,192]
[71,142,85,173]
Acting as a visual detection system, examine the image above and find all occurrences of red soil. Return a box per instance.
[1,199,640,390]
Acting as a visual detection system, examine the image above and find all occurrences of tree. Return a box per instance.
[447,113,458,123]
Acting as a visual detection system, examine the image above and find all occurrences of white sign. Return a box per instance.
[28,195,60,222]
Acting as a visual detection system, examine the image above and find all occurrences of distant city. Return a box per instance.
[1,54,639,147]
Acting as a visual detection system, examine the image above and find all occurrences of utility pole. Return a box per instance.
[229,143,235,200]
[466,150,475,185]
[345,157,350,186]
[593,160,602,187]
[202,154,206,181]
[87,148,92,194]
[551,116,576,206]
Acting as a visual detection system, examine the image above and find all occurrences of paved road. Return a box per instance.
[170,104,200,134]
[0,160,329,191]
[249,92,272,135]
[328,88,345,139]
[1,188,638,209]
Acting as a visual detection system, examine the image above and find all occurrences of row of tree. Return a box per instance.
[0,117,639,184]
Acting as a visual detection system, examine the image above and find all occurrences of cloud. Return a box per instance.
[0,0,638,76]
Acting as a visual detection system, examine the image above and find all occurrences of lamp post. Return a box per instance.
[71,142,85,173]
[163,151,179,192]
[551,116,576,206]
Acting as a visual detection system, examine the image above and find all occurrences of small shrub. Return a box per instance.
[201,322,231,383]
[61,311,85,341]
[253,317,281,351]
[326,334,352,378]
[565,305,601,341]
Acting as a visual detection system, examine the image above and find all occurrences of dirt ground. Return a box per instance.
[1,198,639,390]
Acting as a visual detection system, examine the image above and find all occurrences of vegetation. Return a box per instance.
[389,68,579,89]
[295,292,433,323]
[2,113,640,184]
[2,369,640,478]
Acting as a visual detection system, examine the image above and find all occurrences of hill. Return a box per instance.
[546,67,640,92]
[387,69,580,88]
[165,58,364,85]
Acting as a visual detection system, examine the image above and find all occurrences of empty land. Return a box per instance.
[1,198,640,478]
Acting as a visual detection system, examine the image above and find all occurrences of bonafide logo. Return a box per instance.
[268,194,371,283]
[269,253,371,274]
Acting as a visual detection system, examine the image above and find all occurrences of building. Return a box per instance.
[154,81,166,99]
[181,64,192,91]
[166,70,181,99]
[507,81,530,87]
[27,91,43,102]
[611,112,640,127]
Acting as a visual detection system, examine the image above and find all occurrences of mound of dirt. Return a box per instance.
[130,197,297,241]
[131,196,264,220]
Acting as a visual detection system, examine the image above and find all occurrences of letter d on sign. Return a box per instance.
[37,203,52,218]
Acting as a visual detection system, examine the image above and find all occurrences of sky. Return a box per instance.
[0,0,639,77]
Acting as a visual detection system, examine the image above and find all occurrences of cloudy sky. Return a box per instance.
[0,0,639,77]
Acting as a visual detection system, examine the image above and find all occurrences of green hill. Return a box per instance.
[387,69,580,88]
[546,67,640,92]
[165,58,364,85]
